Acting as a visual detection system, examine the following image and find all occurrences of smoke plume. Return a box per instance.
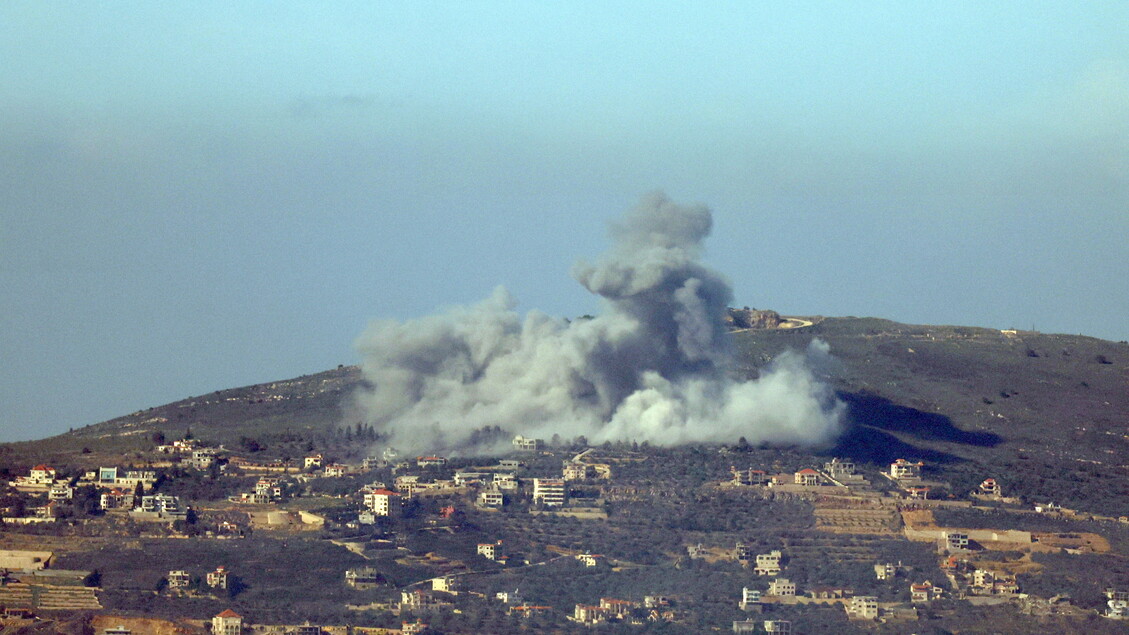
[354,192,844,454]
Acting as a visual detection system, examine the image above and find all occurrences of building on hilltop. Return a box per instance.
[513,435,543,451]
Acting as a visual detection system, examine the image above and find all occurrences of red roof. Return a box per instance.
[216,609,241,618]
[32,464,53,471]
[367,489,400,496]
[797,468,819,475]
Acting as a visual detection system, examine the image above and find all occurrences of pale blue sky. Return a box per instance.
[2,2,1127,441]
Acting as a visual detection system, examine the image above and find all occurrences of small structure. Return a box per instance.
[417,456,447,468]
[576,553,604,568]
[763,620,792,634]
[732,620,759,633]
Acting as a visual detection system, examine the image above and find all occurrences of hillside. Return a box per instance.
[5,316,1128,514]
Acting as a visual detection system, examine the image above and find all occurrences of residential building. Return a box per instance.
[734,542,754,562]
[207,566,229,589]
[212,609,242,635]
[599,597,636,619]
[906,486,931,500]
[794,468,821,487]
[731,467,769,486]
[345,567,381,589]
[763,620,792,634]
[875,562,898,580]
[133,494,187,520]
[399,590,450,612]
[477,489,504,508]
[754,550,783,576]
[943,531,970,552]
[823,457,856,480]
[573,604,608,625]
[732,620,759,633]
[478,540,504,561]
[416,456,447,467]
[363,489,401,516]
[48,485,73,501]
[768,578,796,597]
[739,587,762,610]
[563,463,593,480]
[303,454,324,469]
[496,589,524,604]
[848,596,879,619]
[911,581,942,603]
[454,471,490,486]
[890,459,924,480]
[167,570,191,589]
[402,620,429,635]
[28,465,58,486]
[512,435,543,451]
[323,464,347,478]
[979,478,1002,497]
[576,553,604,567]
[532,478,566,507]
[493,473,518,490]
[432,575,460,594]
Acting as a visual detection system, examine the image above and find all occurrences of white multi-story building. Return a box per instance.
[848,596,879,619]
[363,489,401,516]
[739,587,762,610]
[532,478,566,507]
[512,435,543,451]
[754,550,783,576]
[477,489,504,508]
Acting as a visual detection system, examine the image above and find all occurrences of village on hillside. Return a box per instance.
[1,430,1129,634]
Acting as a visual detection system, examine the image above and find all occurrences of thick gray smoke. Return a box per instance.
[354,192,844,454]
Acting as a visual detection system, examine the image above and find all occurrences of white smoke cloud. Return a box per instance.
[354,192,844,454]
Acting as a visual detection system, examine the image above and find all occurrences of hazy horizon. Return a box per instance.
[3,3,1127,442]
